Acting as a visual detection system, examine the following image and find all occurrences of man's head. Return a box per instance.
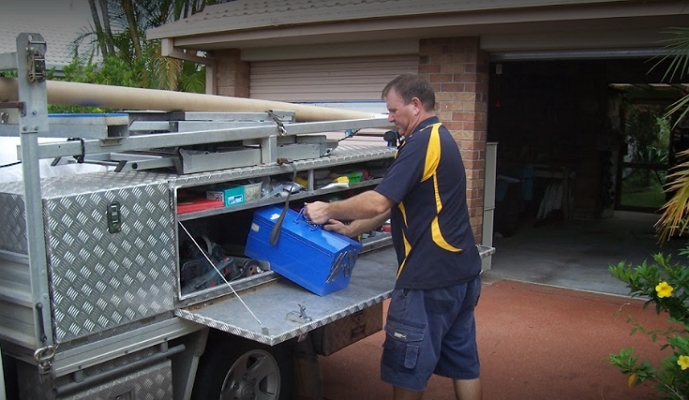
[382,74,436,138]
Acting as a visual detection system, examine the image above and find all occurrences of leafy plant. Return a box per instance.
[72,0,228,92]
[609,253,689,399]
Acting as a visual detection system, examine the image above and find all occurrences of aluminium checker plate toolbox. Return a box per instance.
[0,171,178,345]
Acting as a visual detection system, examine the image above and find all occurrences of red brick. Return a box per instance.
[442,102,464,112]
[443,120,463,130]
[435,92,452,102]
[457,73,479,83]
[440,83,465,92]
[430,73,453,83]
[440,63,466,74]
[463,121,488,132]
[442,44,466,54]
[467,198,483,210]
[461,140,483,150]
[435,54,455,65]
[436,110,453,121]
[419,64,441,73]
[463,159,483,170]
[453,92,476,102]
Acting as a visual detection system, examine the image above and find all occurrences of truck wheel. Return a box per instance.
[191,333,293,400]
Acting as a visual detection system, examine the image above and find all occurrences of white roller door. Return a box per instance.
[249,55,418,102]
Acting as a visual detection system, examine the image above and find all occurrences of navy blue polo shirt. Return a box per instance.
[374,116,481,289]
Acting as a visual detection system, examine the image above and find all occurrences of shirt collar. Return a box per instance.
[411,116,441,136]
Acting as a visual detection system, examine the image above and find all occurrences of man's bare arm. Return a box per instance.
[324,211,391,238]
[304,190,393,225]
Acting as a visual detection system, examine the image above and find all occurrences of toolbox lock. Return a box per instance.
[106,201,122,234]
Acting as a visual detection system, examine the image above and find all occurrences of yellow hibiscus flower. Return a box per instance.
[678,355,689,371]
[655,281,673,298]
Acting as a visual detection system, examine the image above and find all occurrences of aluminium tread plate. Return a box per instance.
[174,245,495,346]
[174,247,398,346]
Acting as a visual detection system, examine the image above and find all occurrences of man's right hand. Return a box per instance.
[303,201,331,225]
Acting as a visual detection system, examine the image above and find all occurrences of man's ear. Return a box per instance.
[411,97,423,115]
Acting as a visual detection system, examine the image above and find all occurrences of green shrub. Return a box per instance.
[609,251,689,399]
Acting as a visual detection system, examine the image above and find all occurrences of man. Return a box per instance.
[304,73,482,400]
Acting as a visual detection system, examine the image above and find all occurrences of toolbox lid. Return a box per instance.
[252,205,361,254]
[174,247,397,346]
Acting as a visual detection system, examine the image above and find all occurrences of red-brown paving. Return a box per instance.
[320,278,669,400]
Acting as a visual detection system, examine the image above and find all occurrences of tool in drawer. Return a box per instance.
[178,221,268,334]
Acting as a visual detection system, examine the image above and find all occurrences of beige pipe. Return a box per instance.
[0,78,376,122]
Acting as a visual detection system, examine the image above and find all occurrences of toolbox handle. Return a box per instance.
[295,208,320,231]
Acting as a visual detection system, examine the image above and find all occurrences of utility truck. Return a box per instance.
[0,33,493,400]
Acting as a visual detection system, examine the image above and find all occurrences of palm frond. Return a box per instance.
[649,27,689,82]
[657,149,689,241]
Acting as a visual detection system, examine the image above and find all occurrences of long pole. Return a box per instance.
[0,78,376,122]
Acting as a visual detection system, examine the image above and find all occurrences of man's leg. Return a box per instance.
[453,377,482,400]
[393,385,424,400]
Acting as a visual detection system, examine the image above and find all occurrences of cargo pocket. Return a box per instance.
[382,318,426,371]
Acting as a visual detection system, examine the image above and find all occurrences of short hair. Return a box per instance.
[381,73,435,111]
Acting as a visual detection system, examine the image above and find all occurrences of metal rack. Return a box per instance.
[0,32,397,367]
[0,33,54,365]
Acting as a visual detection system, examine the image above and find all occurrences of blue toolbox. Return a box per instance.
[245,206,362,296]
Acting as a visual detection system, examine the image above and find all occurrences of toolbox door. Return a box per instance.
[174,247,398,346]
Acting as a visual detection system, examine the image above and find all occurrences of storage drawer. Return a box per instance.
[312,302,383,356]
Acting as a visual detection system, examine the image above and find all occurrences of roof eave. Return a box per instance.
[150,2,689,54]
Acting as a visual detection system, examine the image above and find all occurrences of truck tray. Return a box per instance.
[174,245,494,346]
[175,247,397,345]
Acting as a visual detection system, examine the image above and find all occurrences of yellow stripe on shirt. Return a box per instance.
[396,202,412,279]
[424,123,461,253]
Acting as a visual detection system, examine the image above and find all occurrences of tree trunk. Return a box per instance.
[121,0,143,59]
[87,0,108,57]
[99,0,115,55]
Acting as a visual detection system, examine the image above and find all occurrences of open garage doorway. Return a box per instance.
[484,57,687,294]
[486,58,686,234]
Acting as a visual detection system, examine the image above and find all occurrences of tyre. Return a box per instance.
[191,331,294,400]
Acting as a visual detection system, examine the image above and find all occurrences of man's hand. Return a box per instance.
[322,219,351,237]
[303,201,331,225]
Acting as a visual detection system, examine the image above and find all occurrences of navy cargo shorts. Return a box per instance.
[380,275,481,391]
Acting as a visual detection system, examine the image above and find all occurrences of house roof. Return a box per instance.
[147,0,689,58]
[147,0,618,39]
[0,16,96,71]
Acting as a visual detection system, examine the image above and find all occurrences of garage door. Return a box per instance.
[249,55,418,102]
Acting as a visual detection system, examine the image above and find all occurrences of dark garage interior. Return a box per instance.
[485,56,689,295]
[487,57,687,236]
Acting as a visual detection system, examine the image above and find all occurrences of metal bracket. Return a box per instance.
[286,304,312,324]
[26,38,47,83]
[0,101,26,117]
[267,110,287,136]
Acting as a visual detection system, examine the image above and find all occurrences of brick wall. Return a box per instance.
[419,37,489,241]
[213,49,250,98]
